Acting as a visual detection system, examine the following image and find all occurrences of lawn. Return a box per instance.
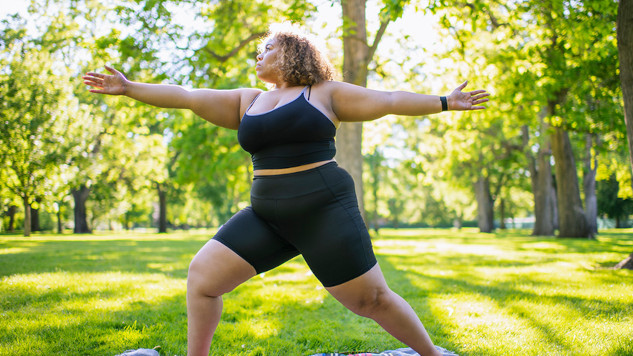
[1,228,632,356]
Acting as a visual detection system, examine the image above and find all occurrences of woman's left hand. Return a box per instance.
[447,81,490,111]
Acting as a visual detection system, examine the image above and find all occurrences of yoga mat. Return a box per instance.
[309,345,458,356]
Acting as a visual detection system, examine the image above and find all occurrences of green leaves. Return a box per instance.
[1,0,624,232]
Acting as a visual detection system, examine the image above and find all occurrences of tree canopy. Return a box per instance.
[0,0,628,237]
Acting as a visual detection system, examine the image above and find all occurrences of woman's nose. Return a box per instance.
[256,53,263,60]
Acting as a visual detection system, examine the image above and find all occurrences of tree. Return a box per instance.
[417,0,534,233]
[529,0,621,238]
[119,0,317,225]
[620,0,633,186]
[522,123,557,236]
[0,168,20,233]
[338,0,409,224]
[0,20,68,236]
[429,0,620,237]
[66,93,123,233]
[617,0,633,269]
[364,149,385,233]
[583,134,599,235]
[56,0,184,233]
[597,175,633,228]
[2,0,122,234]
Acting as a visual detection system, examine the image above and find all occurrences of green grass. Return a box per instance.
[1,228,632,356]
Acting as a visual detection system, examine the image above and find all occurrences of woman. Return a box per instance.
[83,26,489,356]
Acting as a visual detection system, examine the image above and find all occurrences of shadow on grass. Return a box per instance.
[2,290,188,355]
[419,272,631,355]
[377,228,633,266]
[383,236,633,356]
[0,233,199,355]
[2,230,632,355]
[1,232,415,355]
[0,235,211,279]
[217,229,633,356]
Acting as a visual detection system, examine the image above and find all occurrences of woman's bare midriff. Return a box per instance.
[253,159,335,176]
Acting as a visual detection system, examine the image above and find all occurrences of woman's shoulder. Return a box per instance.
[239,87,265,95]
[238,87,264,101]
[314,80,361,91]
[312,80,350,94]
[313,81,367,101]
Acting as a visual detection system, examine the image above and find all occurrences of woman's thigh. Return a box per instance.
[188,239,257,296]
[190,206,300,296]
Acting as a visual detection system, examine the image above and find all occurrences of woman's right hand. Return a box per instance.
[82,65,128,95]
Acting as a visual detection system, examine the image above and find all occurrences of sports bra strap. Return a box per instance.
[246,92,262,111]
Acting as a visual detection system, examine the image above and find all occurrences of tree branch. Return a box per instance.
[200,31,266,63]
[368,19,390,61]
[492,172,507,199]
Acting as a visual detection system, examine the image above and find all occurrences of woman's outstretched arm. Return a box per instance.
[328,80,490,122]
[82,65,260,130]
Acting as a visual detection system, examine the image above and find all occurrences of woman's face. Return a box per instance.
[256,38,282,84]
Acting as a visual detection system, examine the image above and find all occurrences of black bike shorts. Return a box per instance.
[212,162,377,287]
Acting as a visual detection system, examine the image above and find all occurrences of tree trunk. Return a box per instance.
[617,0,633,267]
[583,133,598,236]
[337,124,365,221]
[499,198,506,229]
[618,0,633,191]
[522,119,556,236]
[57,207,63,234]
[157,182,167,233]
[371,180,379,234]
[367,152,382,234]
[7,205,17,232]
[387,198,402,229]
[72,185,91,233]
[535,148,556,236]
[614,253,633,269]
[30,199,40,232]
[475,176,494,233]
[550,127,591,237]
[124,213,130,230]
[551,178,559,230]
[453,217,462,230]
[22,195,31,237]
[339,0,370,224]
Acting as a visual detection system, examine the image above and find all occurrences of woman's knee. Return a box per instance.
[187,259,215,297]
[187,240,256,298]
[187,255,232,297]
[347,287,393,318]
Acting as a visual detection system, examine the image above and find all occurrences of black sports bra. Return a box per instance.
[237,86,337,170]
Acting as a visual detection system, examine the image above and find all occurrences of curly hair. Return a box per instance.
[260,25,334,86]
